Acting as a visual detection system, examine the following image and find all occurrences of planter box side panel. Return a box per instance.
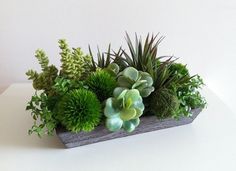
[56,108,202,148]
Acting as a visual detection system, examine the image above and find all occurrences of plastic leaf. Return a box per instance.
[106,117,123,132]
[120,108,136,121]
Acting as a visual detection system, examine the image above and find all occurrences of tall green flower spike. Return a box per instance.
[117,67,154,97]
[104,88,144,132]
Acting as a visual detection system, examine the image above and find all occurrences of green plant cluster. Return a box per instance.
[26,33,206,137]
[104,67,153,132]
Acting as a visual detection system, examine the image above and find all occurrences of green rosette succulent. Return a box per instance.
[117,67,154,97]
[104,88,144,132]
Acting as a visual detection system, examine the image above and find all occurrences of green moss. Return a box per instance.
[149,88,180,119]
[57,89,102,132]
[85,70,117,102]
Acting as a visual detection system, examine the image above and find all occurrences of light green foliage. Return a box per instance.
[59,39,92,80]
[35,49,49,71]
[57,89,102,132]
[117,67,154,97]
[104,88,144,132]
[26,92,58,137]
[149,88,180,119]
[53,77,83,95]
[175,75,206,117]
[26,50,58,95]
[86,70,117,102]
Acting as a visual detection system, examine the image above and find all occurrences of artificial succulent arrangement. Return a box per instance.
[26,33,206,137]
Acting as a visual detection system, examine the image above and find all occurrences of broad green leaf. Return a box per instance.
[117,76,133,88]
[123,121,136,132]
[123,67,139,81]
[139,87,155,97]
[125,89,141,102]
[106,117,123,132]
[120,108,136,121]
[113,87,127,98]
[130,118,140,127]
[104,98,119,118]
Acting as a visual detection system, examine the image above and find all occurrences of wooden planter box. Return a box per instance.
[56,108,202,148]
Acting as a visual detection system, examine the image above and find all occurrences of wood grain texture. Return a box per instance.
[56,108,202,148]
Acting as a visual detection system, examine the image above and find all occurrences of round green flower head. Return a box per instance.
[117,67,154,97]
[86,70,117,102]
[104,88,144,132]
[57,89,102,132]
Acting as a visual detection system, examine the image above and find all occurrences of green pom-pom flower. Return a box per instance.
[104,88,144,132]
[57,89,102,132]
[86,70,117,102]
[117,67,154,97]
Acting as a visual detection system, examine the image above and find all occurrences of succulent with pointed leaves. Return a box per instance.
[117,67,154,97]
[104,88,144,132]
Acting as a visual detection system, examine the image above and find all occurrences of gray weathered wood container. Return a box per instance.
[56,108,202,148]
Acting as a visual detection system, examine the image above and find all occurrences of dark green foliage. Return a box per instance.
[26,35,207,137]
[169,63,189,77]
[57,89,102,132]
[149,88,180,119]
[26,49,58,96]
[26,92,58,137]
[85,70,117,102]
[113,33,165,80]
[146,62,206,118]
[112,33,191,90]
[89,44,113,70]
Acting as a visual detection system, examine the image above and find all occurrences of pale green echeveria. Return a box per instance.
[104,63,120,76]
[117,67,154,97]
[104,88,144,132]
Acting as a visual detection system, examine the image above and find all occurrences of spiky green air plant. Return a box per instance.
[117,67,154,97]
[26,49,58,95]
[113,33,165,80]
[57,89,102,132]
[59,39,92,80]
[104,88,144,132]
[86,70,117,102]
[89,44,113,71]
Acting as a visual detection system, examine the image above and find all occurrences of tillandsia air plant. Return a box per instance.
[26,33,206,137]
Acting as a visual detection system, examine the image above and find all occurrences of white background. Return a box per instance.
[0,0,236,111]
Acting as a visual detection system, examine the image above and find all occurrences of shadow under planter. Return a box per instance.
[56,108,202,148]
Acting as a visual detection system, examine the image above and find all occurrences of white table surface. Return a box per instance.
[0,83,236,171]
